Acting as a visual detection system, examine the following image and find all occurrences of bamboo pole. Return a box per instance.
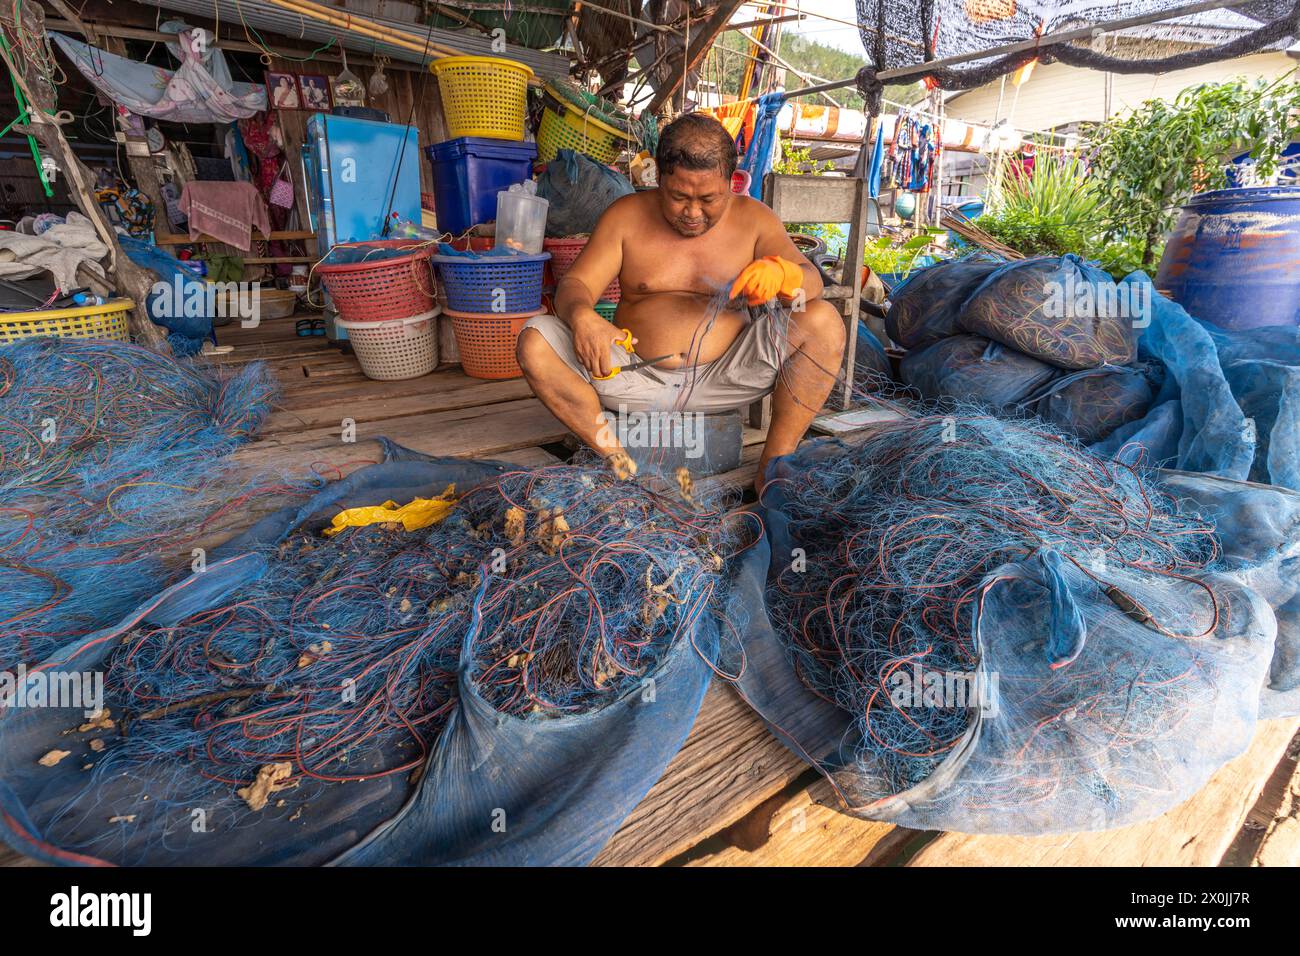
[263,0,459,61]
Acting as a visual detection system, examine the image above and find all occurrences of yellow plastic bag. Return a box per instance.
[322,485,457,536]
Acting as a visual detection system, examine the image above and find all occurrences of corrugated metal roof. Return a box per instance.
[136,0,572,77]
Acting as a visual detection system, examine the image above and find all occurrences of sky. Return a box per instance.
[749,0,866,55]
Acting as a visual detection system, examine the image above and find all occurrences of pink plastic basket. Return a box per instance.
[543,236,621,302]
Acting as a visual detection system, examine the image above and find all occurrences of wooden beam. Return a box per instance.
[647,0,748,114]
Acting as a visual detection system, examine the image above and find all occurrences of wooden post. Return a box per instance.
[0,38,170,350]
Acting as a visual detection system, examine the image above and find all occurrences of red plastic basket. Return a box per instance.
[543,236,621,302]
[446,307,542,380]
[316,240,437,323]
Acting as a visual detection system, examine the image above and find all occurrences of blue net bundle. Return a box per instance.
[0,457,736,865]
[1031,364,1160,445]
[884,255,1003,350]
[728,413,1277,833]
[536,148,634,237]
[851,320,895,394]
[958,255,1137,370]
[899,334,1059,411]
[0,337,280,670]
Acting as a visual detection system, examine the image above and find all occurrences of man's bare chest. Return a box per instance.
[619,225,757,296]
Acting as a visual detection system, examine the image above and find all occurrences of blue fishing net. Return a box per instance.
[724,414,1280,834]
[0,443,731,866]
[959,254,1137,370]
[900,333,1060,411]
[0,338,280,671]
[884,255,1003,350]
[536,149,634,238]
[1159,469,1300,720]
[1092,278,1300,495]
[852,320,894,392]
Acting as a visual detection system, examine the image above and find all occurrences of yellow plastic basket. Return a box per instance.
[0,298,132,344]
[430,55,534,141]
[537,86,631,164]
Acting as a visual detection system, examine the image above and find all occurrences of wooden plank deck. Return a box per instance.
[3,311,1298,868]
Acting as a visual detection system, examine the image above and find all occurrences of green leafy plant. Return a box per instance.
[1092,75,1300,269]
[977,150,1107,260]
[862,230,944,278]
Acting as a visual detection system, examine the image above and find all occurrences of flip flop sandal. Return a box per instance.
[311,318,327,336]
[296,318,315,337]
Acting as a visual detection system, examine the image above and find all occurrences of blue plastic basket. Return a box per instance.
[433,253,549,313]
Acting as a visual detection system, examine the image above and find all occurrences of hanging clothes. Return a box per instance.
[885,110,940,194]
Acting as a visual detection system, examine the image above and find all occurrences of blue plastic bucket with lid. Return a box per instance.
[426,136,537,236]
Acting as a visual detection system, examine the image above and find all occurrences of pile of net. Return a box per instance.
[725,413,1278,834]
[0,450,740,865]
[892,256,1162,444]
[0,337,281,672]
[536,148,634,236]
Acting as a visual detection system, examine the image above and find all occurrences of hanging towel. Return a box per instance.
[179,181,272,251]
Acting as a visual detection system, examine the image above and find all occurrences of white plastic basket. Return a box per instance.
[337,308,439,380]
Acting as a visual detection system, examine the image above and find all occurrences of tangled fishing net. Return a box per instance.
[747,413,1275,832]
[16,460,738,864]
[0,338,282,669]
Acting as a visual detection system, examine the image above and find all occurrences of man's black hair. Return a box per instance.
[655,113,738,180]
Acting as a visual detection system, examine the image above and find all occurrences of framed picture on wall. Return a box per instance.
[266,72,302,110]
[297,74,334,111]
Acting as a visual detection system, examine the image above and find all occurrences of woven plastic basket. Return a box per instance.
[316,240,437,323]
[0,298,131,344]
[537,85,630,164]
[593,301,618,322]
[446,307,542,380]
[542,236,621,301]
[433,252,548,314]
[337,309,438,381]
[430,56,533,141]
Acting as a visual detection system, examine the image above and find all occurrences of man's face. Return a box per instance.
[658,167,732,237]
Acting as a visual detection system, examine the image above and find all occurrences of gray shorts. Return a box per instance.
[522,309,790,413]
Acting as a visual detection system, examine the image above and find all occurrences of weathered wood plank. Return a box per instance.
[1248,729,1300,867]
[593,682,806,867]
[908,718,1300,867]
[232,399,567,471]
[263,380,535,433]
[685,777,905,867]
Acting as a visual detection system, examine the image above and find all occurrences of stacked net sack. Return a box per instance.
[726,412,1276,834]
[0,453,742,865]
[0,338,284,671]
[894,256,1159,444]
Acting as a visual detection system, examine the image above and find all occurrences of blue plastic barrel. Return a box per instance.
[1156,186,1300,330]
[426,137,537,236]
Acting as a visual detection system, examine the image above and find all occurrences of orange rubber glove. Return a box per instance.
[728,256,803,306]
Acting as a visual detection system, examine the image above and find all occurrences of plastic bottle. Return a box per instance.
[494,181,549,254]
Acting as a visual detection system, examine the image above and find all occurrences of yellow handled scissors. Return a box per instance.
[592,328,675,380]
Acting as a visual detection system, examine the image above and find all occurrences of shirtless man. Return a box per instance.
[517,113,846,487]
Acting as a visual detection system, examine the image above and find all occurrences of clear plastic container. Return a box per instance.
[495,181,549,254]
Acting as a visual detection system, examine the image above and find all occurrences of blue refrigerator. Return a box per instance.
[301,113,422,340]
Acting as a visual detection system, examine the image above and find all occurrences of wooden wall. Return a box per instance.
[259,55,450,229]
